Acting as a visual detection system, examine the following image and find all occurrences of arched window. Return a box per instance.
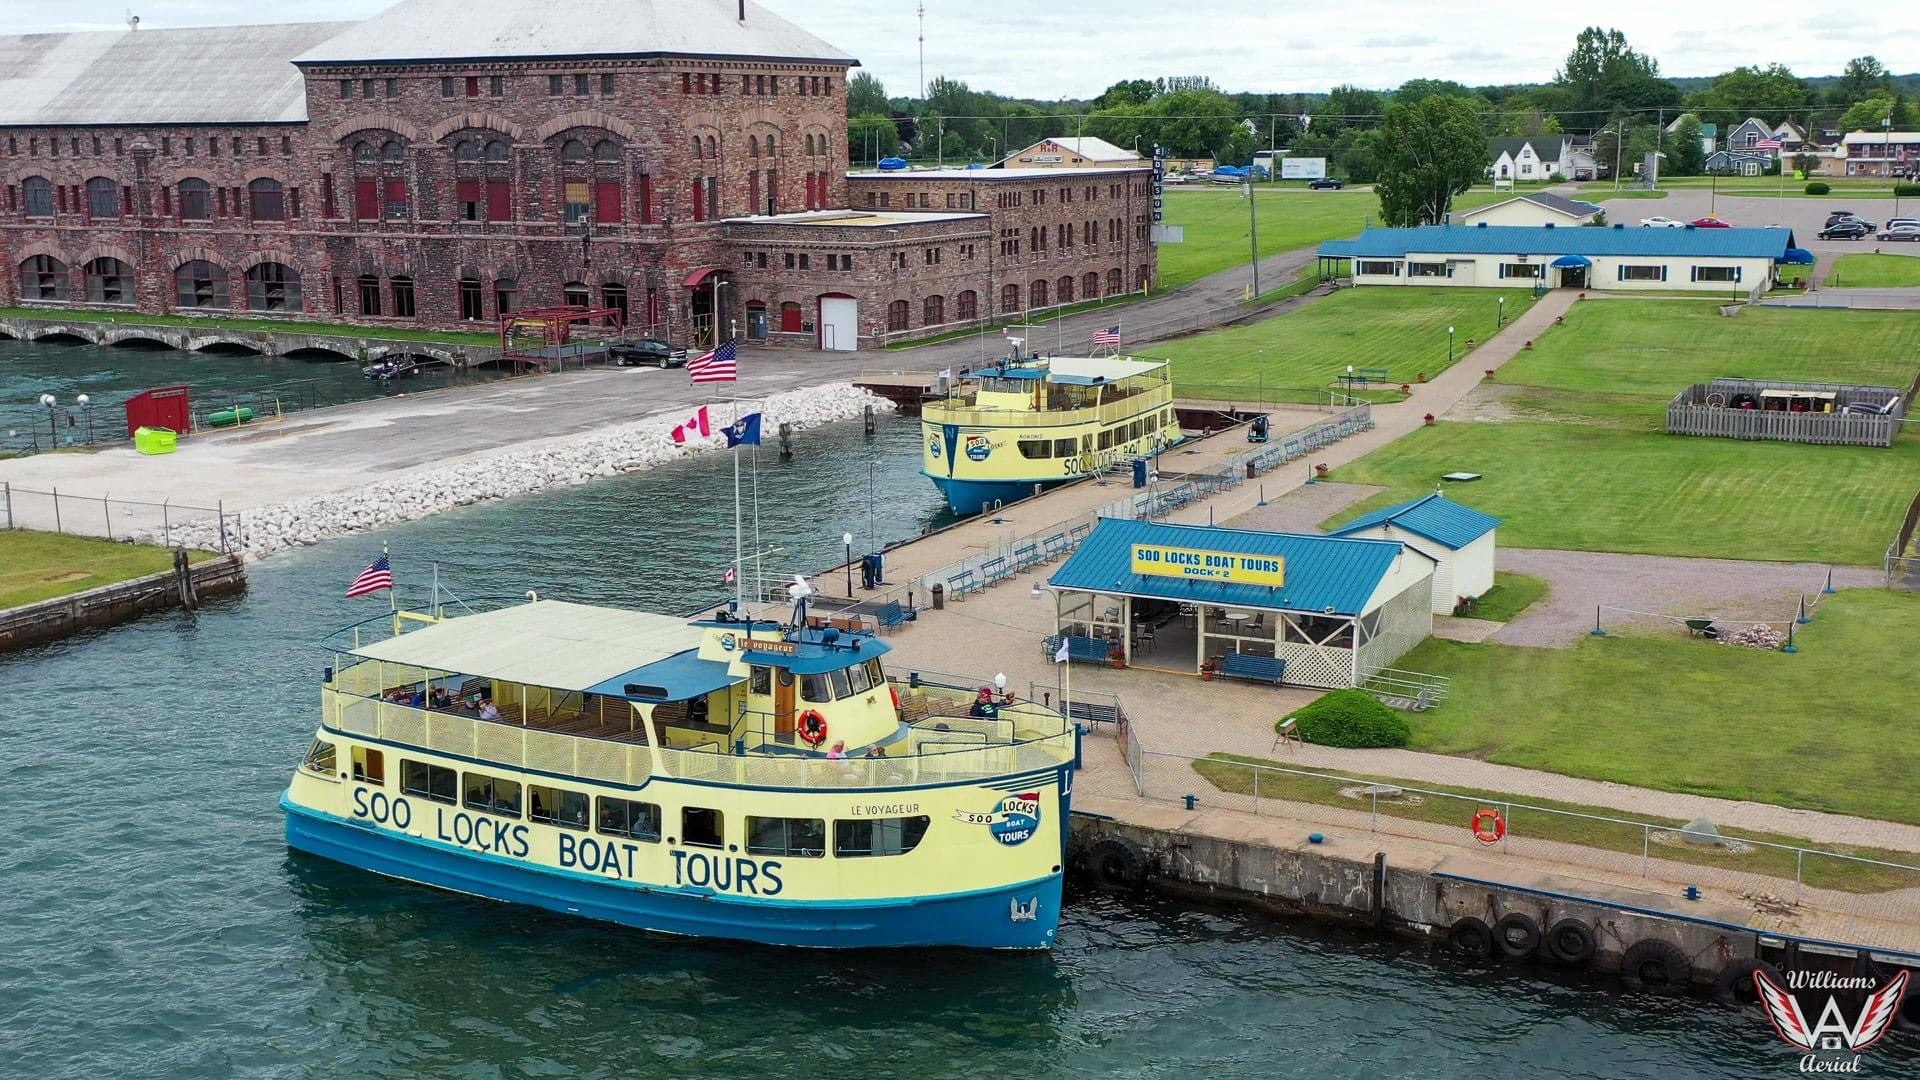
[245,263,301,312]
[357,273,382,316]
[382,140,404,162]
[1106,267,1122,295]
[21,176,53,217]
[956,289,977,321]
[886,299,909,332]
[455,140,480,161]
[691,136,703,160]
[354,141,376,161]
[705,135,717,159]
[1057,275,1074,303]
[86,177,120,219]
[484,140,509,162]
[1030,279,1049,307]
[1000,283,1021,313]
[764,133,776,157]
[923,294,944,326]
[561,139,588,162]
[779,300,802,333]
[178,179,211,220]
[19,255,68,301]
[248,178,285,221]
[561,281,590,308]
[748,135,760,158]
[593,139,620,162]
[84,257,133,304]
[493,277,518,315]
[174,261,229,309]
[1083,271,1100,300]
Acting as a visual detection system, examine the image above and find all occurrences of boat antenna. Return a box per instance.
[787,574,815,629]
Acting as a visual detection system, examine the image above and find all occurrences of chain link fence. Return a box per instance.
[2,482,244,553]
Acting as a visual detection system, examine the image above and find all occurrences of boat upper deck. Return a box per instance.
[924,356,1173,428]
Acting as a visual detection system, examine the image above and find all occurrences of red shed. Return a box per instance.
[125,386,191,438]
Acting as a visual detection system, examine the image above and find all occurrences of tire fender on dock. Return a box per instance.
[1712,958,1783,1006]
[1493,913,1542,959]
[1620,939,1693,994]
[1545,918,1597,965]
[1085,838,1148,890]
[1448,916,1494,957]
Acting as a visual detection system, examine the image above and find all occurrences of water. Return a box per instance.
[0,403,1905,1077]
[0,338,487,452]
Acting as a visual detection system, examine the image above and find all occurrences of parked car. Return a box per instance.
[1818,220,1873,240]
[611,339,689,368]
[1883,217,1920,231]
[1307,178,1344,190]
[1689,217,1733,228]
[1161,173,1194,185]
[1639,216,1684,228]
[1878,224,1920,242]
[1824,210,1859,226]
[1831,215,1878,231]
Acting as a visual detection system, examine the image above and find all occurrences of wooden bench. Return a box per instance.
[1044,634,1117,665]
[875,600,915,631]
[1215,653,1287,686]
[1350,366,1390,384]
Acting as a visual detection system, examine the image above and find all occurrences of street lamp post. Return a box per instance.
[1344,364,1355,406]
[77,393,91,443]
[1497,296,1506,328]
[39,393,57,448]
[1447,325,1455,366]
[843,532,855,596]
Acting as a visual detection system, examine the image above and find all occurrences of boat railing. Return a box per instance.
[923,383,1171,429]
[325,688,654,788]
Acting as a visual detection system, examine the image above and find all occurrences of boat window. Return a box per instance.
[846,661,873,695]
[1017,439,1051,459]
[401,759,457,805]
[682,806,725,849]
[865,659,885,686]
[747,816,826,858]
[835,815,931,857]
[749,665,771,694]
[800,672,832,703]
[1130,420,1144,441]
[1053,438,1075,457]
[463,772,522,817]
[1097,428,1115,450]
[529,785,589,830]
[351,746,385,784]
[829,666,852,700]
[597,796,661,841]
[302,739,337,776]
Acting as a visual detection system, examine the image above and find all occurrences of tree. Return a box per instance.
[1685,64,1809,128]
[1373,96,1488,226]
[1554,27,1666,118]
[1097,79,1155,109]
[1083,103,1153,156]
[1394,79,1474,105]
[1839,95,1899,133]
[1666,115,1706,176]
[1829,56,1892,108]
[847,113,898,164]
[1791,151,1822,178]
[1312,84,1385,138]
[1152,88,1236,157]
[847,72,889,118]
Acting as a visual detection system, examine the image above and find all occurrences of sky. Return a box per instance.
[3,0,1916,101]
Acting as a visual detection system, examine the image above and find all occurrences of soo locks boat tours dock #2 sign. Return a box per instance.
[1131,544,1285,588]
[956,792,1042,846]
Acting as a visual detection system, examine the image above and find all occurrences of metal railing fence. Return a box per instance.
[1,481,244,552]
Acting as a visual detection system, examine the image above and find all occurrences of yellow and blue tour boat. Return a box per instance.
[282,597,1079,948]
[922,346,1183,516]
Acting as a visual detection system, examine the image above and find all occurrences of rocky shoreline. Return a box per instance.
[155,382,894,560]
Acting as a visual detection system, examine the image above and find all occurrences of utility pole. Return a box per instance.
[1613,119,1625,192]
[917,2,926,102]
[1244,179,1261,296]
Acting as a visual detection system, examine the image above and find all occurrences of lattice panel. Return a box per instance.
[381,704,429,747]
[1274,642,1351,689]
[475,723,526,770]
[1356,581,1432,678]
[572,739,630,785]
[523,729,577,776]
[427,712,475,758]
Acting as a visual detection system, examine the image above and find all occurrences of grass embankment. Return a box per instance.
[1585,177,1903,199]
[1148,287,1537,405]
[1155,188,1504,289]
[1326,300,1920,564]
[1464,571,1548,621]
[0,531,214,609]
[1192,747,1920,893]
[0,306,498,348]
[1830,253,1920,289]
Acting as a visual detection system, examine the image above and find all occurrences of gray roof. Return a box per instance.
[1488,135,1568,161]
[1520,192,1603,218]
[0,23,346,126]
[296,0,855,65]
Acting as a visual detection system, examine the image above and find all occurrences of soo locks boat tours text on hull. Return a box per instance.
[923,346,1182,516]
[283,599,1079,948]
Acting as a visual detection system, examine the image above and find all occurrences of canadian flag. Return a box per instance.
[670,405,712,444]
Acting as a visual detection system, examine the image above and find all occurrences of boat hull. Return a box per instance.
[924,473,1066,516]
[282,796,1063,949]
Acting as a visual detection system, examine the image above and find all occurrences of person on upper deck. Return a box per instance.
[970,688,1000,719]
[826,740,848,761]
[478,698,500,721]
[428,687,452,710]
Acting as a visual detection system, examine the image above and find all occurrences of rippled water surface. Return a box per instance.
[0,400,1907,1078]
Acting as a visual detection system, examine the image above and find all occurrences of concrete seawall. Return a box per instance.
[0,313,500,367]
[0,552,247,651]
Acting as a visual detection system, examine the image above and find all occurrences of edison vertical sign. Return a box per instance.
[1130,544,1285,587]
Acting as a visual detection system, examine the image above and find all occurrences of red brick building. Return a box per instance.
[0,0,1154,351]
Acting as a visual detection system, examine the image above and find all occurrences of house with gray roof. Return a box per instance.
[1456,192,1603,228]
[1488,135,1574,182]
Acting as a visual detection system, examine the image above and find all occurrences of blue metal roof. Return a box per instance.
[1048,519,1414,616]
[1319,223,1796,260]
[743,628,891,674]
[587,651,743,702]
[1328,494,1501,550]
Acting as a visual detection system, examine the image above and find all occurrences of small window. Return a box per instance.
[575,74,590,96]
[391,276,416,319]
[529,785,589,830]
[549,75,564,96]
[828,666,852,699]
[847,661,873,695]
[463,772,523,817]
[750,665,772,694]
[1019,439,1053,460]
[441,76,455,97]
[601,73,615,95]
[564,181,590,222]
[682,806,724,849]
[489,75,504,96]
[747,816,826,858]
[351,746,385,784]
[834,816,931,857]
[597,797,662,840]
[401,759,457,804]
[302,739,337,776]
[1693,265,1738,283]
[800,672,832,703]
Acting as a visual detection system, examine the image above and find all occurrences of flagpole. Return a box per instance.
[732,393,744,616]
[385,541,395,614]
[751,438,763,613]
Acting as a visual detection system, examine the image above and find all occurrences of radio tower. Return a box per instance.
[917,2,926,101]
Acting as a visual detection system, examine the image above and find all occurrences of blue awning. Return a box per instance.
[586,651,742,702]
[1778,247,1815,265]
[1550,254,1592,268]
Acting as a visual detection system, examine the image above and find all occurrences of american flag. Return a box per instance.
[346,555,394,598]
[1092,325,1121,348]
[687,339,738,383]
[1755,138,1783,151]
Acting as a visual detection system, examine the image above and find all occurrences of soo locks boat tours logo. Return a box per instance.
[964,434,994,462]
[955,792,1041,846]
[1754,965,1909,1072]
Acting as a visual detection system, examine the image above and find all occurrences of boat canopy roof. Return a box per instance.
[968,355,1166,386]
[349,599,706,692]
[587,651,743,702]
[742,626,892,673]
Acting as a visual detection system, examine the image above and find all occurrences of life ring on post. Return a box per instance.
[1471,807,1507,844]
[798,710,829,746]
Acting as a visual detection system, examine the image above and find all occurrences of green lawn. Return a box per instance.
[1830,253,1920,288]
[0,306,499,348]
[1381,590,1920,826]
[1580,188,1669,200]
[1464,571,1548,621]
[1600,176,1904,199]
[1156,188,1504,289]
[1147,287,1537,404]
[0,530,213,609]
[1192,753,1920,892]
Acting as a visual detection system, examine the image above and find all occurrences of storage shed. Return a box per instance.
[1328,493,1500,614]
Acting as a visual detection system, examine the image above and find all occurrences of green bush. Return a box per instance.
[1804,182,1831,195]
[1284,690,1412,748]
[1896,182,1920,198]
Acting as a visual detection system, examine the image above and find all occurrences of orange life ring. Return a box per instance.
[798,710,829,746]
[1471,807,1506,845]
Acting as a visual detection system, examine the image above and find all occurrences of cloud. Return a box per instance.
[1360,34,1437,48]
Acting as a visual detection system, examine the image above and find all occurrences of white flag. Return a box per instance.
[938,367,953,381]
[1054,637,1071,663]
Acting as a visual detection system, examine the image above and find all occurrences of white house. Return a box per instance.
[1328,493,1500,615]
[1457,192,1603,227]
[1838,130,1920,178]
[1318,223,1803,295]
[1488,136,1573,181]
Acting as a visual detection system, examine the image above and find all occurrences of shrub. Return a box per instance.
[1805,182,1831,195]
[1896,182,1920,198]
[1284,690,1411,748]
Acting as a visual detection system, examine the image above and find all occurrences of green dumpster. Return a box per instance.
[134,426,179,455]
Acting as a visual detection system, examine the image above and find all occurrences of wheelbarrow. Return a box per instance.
[1684,618,1718,640]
